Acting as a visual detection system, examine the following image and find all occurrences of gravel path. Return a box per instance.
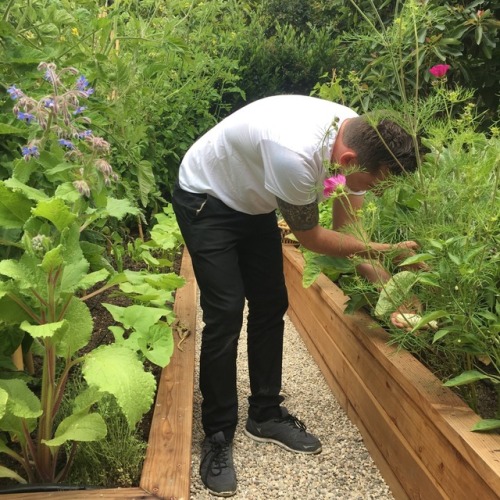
[190,300,394,499]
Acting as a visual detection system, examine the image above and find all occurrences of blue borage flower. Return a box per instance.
[7,85,23,100]
[73,106,87,115]
[21,145,40,160]
[17,112,35,123]
[78,129,93,138]
[44,98,55,108]
[76,75,89,90]
[58,138,75,149]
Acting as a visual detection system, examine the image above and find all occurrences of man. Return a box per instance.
[172,95,419,497]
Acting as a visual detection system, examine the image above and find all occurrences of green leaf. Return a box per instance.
[432,329,450,343]
[410,310,449,333]
[397,253,435,267]
[20,320,68,339]
[55,298,93,358]
[105,198,140,220]
[40,245,64,272]
[0,388,8,419]
[137,323,174,368]
[0,123,26,135]
[0,182,33,229]
[4,178,49,202]
[444,370,490,387]
[471,419,500,432]
[102,304,169,332]
[32,198,77,231]
[137,160,155,207]
[0,465,27,484]
[77,269,110,290]
[83,344,156,427]
[43,411,107,447]
[0,379,41,419]
[375,271,417,318]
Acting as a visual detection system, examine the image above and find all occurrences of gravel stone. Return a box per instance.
[190,299,394,499]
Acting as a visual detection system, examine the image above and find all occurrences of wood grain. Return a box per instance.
[283,245,500,500]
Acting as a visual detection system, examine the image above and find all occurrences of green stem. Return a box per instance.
[1,0,16,22]
[37,341,56,482]
[7,292,42,323]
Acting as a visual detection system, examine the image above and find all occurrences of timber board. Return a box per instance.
[283,245,500,500]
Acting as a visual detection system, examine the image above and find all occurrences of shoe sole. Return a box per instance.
[243,428,322,455]
[206,486,237,498]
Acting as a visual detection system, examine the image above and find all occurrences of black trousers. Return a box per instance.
[172,182,288,440]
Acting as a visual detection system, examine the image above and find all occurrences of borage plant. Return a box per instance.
[0,63,184,485]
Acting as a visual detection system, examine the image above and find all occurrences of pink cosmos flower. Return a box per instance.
[429,64,450,78]
[323,174,346,197]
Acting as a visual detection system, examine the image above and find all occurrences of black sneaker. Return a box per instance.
[199,431,237,497]
[244,407,322,454]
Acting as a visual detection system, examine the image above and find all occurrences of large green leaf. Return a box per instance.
[55,298,93,358]
[0,379,41,419]
[20,320,68,339]
[0,182,32,229]
[137,323,174,368]
[43,411,107,447]
[105,197,140,220]
[82,344,156,427]
[0,123,26,135]
[102,303,169,332]
[32,198,77,231]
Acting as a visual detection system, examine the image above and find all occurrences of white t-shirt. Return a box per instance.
[178,95,358,214]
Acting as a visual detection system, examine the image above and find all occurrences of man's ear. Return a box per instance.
[338,150,357,166]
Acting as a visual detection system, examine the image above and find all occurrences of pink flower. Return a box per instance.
[323,174,346,197]
[429,64,450,78]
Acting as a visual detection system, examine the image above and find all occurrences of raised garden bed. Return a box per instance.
[282,245,500,500]
[2,250,198,500]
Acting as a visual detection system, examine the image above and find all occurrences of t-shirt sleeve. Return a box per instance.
[259,139,319,206]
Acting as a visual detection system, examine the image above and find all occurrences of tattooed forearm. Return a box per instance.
[276,197,319,231]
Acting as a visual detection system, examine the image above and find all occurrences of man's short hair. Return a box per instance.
[342,114,419,176]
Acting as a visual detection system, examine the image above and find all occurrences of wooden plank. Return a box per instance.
[0,487,153,499]
[283,246,500,500]
[140,250,197,500]
[285,266,444,499]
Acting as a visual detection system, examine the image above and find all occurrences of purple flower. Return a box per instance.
[76,75,90,90]
[83,88,94,98]
[43,98,55,108]
[17,112,35,123]
[43,69,54,83]
[323,174,346,197]
[7,85,23,100]
[78,129,93,138]
[21,145,40,160]
[73,106,87,115]
[58,138,75,149]
[429,64,450,78]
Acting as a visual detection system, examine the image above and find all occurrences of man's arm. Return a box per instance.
[275,197,416,259]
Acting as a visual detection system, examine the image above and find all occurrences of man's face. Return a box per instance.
[345,166,389,193]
